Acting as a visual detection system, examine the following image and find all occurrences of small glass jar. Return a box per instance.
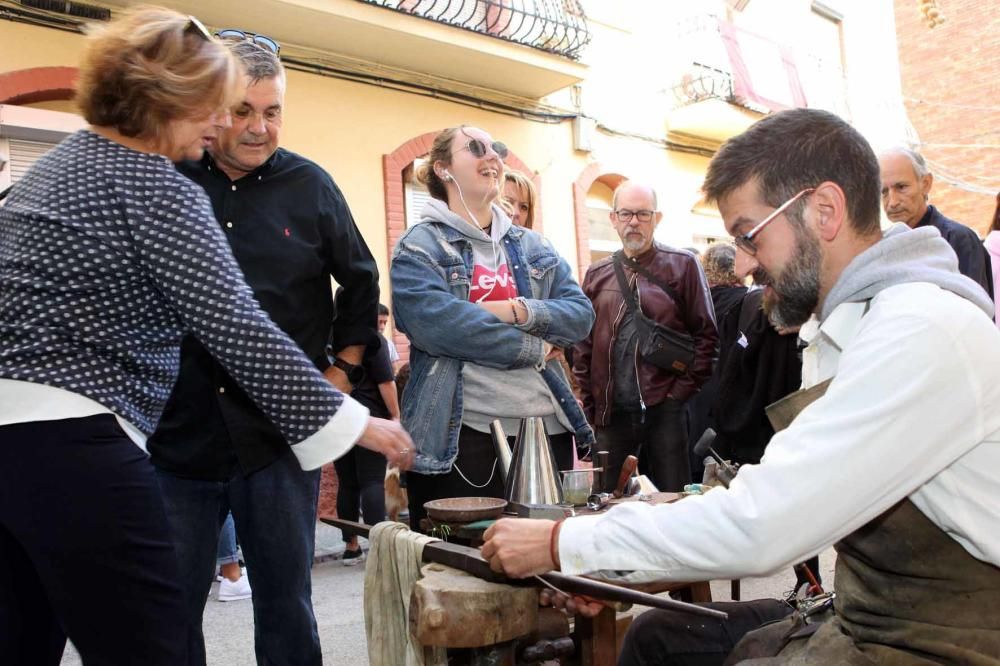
[560,469,594,506]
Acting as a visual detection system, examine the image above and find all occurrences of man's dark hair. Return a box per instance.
[703,109,882,236]
[378,303,390,317]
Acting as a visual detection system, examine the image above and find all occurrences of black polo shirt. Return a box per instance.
[148,149,380,480]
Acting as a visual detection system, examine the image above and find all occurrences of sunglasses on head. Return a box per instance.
[215,29,281,55]
[459,137,509,161]
[185,16,214,42]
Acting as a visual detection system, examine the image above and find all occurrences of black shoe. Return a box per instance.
[342,547,366,566]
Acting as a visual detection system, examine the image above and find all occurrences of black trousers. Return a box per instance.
[596,398,689,493]
[0,414,186,665]
[618,599,793,666]
[334,445,388,539]
[407,426,575,533]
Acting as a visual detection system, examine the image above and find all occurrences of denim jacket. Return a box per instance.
[391,212,596,474]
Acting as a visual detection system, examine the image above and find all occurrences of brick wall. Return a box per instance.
[893,0,1000,236]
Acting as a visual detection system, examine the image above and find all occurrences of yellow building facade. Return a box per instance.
[1,0,905,356]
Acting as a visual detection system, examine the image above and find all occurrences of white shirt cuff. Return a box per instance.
[556,514,604,576]
[291,395,370,470]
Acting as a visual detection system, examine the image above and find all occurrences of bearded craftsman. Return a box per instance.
[481,108,1000,664]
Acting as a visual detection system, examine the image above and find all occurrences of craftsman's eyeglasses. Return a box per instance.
[734,188,815,257]
[215,29,281,55]
[185,16,214,42]
[614,209,655,223]
[457,138,509,161]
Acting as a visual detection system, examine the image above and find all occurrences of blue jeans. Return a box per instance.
[216,513,239,567]
[155,450,322,666]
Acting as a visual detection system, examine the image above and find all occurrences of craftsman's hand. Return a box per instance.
[357,417,415,471]
[323,365,353,394]
[539,589,605,618]
[481,518,558,578]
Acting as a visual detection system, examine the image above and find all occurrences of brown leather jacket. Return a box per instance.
[573,243,718,428]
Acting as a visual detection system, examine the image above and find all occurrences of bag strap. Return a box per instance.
[617,251,685,309]
[612,253,656,335]
[0,185,11,202]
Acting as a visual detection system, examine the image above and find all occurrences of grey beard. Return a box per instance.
[623,236,647,254]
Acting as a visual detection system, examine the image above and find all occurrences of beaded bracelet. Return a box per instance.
[509,298,521,325]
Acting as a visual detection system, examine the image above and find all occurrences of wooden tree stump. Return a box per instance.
[410,563,538,648]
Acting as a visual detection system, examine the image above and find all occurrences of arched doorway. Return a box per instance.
[572,163,627,275]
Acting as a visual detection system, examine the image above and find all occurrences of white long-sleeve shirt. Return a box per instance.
[559,282,1000,582]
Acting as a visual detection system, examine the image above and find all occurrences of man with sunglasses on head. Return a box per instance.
[482,108,1000,664]
[572,182,718,492]
[148,34,381,665]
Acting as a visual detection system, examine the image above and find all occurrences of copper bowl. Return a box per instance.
[423,497,508,523]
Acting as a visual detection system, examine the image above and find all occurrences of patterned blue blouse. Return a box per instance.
[0,130,346,446]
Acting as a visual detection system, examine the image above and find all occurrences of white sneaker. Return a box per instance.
[217,574,252,602]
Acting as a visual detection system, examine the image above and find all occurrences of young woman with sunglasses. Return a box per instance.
[391,126,596,530]
[0,8,412,663]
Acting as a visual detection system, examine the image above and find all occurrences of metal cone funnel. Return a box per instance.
[504,417,564,505]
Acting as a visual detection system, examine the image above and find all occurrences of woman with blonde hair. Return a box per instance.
[391,125,594,531]
[0,8,411,663]
[503,168,538,229]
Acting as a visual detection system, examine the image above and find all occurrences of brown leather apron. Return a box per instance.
[728,381,1000,664]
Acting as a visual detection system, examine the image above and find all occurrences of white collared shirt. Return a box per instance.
[798,301,869,389]
[560,282,1000,582]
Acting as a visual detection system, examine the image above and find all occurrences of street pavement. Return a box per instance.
[61,522,837,665]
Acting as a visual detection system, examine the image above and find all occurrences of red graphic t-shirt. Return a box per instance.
[470,260,518,302]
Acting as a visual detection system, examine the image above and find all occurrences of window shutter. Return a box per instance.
[9,139,56,184]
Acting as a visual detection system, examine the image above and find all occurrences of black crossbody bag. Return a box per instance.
[612,251,696,376]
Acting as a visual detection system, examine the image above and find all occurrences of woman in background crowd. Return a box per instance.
[335,323,400,565]
[391,126,595,531]
[0,9,411,664]
[504,169,538,229]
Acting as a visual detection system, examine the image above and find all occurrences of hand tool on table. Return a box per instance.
[692,428,738,488]
[324,517,728,620]
[612,454,639,498]
[586,492,611,511]
[794,562,826,596]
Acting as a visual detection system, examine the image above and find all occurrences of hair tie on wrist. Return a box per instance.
[549,519,564,569]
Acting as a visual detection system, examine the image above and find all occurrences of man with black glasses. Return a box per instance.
[573,181,717,492]
[149,34,381,665]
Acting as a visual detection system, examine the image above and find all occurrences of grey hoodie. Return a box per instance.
[822,223,994,322]
[418,199,572,437]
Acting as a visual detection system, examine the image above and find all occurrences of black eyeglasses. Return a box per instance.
[185,16,214,42]
[457,137,508,161]
[734,188,815,257]
[614,209,656,223]
[215,29,281,55]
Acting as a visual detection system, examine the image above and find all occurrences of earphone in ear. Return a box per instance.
[441,169,453,182]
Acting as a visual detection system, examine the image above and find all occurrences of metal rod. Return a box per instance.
[323,518,728,620]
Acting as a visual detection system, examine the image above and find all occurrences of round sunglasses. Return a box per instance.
[457,138,509,161]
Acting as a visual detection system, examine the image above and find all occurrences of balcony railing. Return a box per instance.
[358,0,591,60]
[672,62,736,108]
